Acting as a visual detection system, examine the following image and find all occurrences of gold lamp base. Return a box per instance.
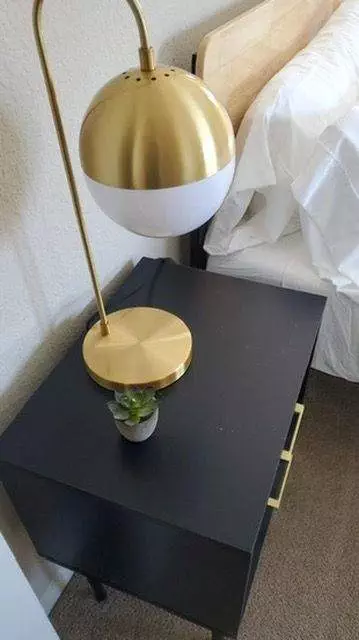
[83,307,192,391]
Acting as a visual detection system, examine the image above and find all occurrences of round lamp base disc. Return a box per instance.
[83,307,192,391]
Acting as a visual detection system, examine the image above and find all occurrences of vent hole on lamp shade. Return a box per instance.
[151,77,156,81]
[165,73,170,77]
[136,78,141,81]
[125,75,130,79]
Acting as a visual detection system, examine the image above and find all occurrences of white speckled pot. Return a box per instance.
[115,408,159,443]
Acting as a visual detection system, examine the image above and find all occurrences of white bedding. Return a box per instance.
[207,232,330,296]
[205,0,359,257]
[205,1,359,382]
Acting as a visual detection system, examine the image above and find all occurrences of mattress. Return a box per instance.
[207,232,331,296]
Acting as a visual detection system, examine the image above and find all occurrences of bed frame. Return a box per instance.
[189,0,340,268]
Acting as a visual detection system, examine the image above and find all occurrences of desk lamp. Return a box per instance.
[33,0,235,390]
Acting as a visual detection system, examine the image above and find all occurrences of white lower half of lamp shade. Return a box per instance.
[84,159,235,237]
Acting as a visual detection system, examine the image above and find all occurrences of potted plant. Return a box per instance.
[107,388,159,442]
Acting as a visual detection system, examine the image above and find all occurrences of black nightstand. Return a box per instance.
[0,258,325,639]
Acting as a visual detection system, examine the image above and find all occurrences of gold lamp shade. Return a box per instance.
[79,65,235,238]
[80,66,235,190]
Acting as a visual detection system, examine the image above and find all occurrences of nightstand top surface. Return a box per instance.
[0,258,325,551]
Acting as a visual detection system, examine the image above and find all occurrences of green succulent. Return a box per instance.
[107,388,158,426]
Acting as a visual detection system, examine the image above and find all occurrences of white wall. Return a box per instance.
[0,535,58,640]
[0,0,256,613]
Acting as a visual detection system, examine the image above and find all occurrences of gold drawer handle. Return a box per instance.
[268,456,292,509]
[281,403,305,462]
[268,403,305,509]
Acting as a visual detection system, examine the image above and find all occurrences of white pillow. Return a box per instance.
[205,0,359,256]
[293,103,359,298]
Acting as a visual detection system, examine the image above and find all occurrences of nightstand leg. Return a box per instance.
[87,577,107,602]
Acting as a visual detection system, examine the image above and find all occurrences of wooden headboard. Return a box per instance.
[190,0,339,268]
[196,0,339,133]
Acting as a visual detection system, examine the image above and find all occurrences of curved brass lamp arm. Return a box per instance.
[32,0,155,337]
[127,0,152,50]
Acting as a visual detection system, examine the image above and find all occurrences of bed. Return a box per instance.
[190,0,359,382]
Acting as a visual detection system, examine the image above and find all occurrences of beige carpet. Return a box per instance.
[51,371,359,640]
